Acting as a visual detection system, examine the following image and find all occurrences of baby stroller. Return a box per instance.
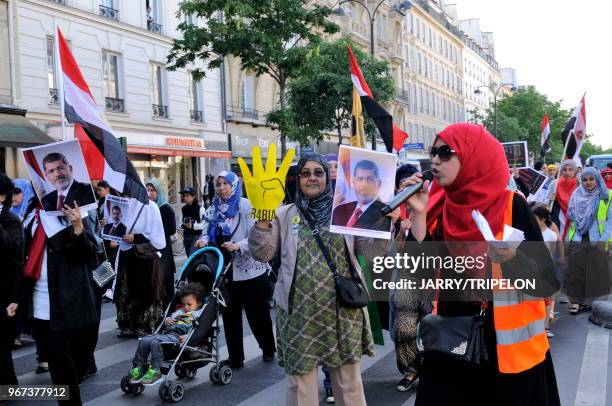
[120,247,232,402]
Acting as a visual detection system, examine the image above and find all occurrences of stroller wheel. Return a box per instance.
[218,365,232,385]
[174,365,187,379]
[170,382,185,402]
[209,367,220,384]
[130,383,145,396]
[120,376,131,394]
[185,368,197,379]
[158,381,171,401]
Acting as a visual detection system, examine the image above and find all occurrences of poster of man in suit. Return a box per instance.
[101,195,131,242]
[330,146,397,240]
[22,139,97,216]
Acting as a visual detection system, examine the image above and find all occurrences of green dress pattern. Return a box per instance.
[276,225,375,375]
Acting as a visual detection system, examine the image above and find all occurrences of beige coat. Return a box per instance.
[248,203,368,312]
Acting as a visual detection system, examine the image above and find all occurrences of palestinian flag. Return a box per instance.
[539,113,551,156]
[347,47,408,152]
[56,27,148,203]
[560,93,586,166]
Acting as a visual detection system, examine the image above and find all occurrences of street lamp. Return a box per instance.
[474,83,517,139]
[334,0,413,150]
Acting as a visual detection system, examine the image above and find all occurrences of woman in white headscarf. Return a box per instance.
[565,167,611,314]
[115,200,166,337]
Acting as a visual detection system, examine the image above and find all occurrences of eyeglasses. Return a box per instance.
[430,145,456,161]
[583,177,596,182]
[13,188,21,194]
[299,169,326,179]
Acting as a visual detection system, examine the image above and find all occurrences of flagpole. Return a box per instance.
[54,23,67,141]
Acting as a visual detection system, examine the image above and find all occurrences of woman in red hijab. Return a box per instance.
[548,160,578,239]
[602,167,612,189]
[400,123,560,406]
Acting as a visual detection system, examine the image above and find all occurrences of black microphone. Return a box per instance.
[380,170,434,215]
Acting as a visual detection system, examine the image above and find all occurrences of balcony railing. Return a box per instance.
[190,110,203,123]
[49,88,59,104]
[105,97,124,112]
[152,104,168,118]
[99,5,119,20]
[147,21,162,34]
[226,106,268,123]
[395,88,409,104]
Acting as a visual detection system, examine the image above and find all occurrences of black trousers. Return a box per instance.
[222,272,276,362]
[0,308,17,384]
[42,324,95,405]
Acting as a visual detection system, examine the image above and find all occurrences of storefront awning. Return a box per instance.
[127,145,232,159]
[0,112,56,147]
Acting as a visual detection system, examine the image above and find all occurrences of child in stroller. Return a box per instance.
[120,246,232,402]
[128,282,204,385]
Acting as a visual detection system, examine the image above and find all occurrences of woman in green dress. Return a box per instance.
[249,154,374,406]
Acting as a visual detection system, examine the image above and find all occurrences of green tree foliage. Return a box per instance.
[267,37,395,146]
[481,86,610,162]
[167,0,340,153]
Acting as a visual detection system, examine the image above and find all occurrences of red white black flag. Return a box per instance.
[347,47,408,152]
[56,27,148,203]
[539,113,551,156]
[560,93,586,165]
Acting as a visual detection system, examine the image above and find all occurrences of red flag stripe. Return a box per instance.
[75,124,105,179]
[57,28,94,100]
[347,47,373,98]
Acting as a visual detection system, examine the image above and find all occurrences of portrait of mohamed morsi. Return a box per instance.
[22,139,97,216]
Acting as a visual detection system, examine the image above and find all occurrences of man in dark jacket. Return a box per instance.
[179,187,205,257]
[0,173,24,385]
[23,200,99,404]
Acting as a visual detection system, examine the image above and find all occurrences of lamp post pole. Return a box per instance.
[474,83,515,139]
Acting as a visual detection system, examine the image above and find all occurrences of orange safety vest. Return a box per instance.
[491,191,549,374]
[431,191,549,374]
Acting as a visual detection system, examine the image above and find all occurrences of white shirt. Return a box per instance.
[32,221,50,320]
[542,227,557,242]
[56,179,74,210]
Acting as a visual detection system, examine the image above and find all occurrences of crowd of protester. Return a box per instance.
[1,122,611,406]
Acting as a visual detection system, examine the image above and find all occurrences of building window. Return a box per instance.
[46,36,58,104]
[146,0,162,33]
[239,74,256,117]
[188,72,204,122]
[151,63,168,118]
[102,51,124,112]
[99,0,119,20]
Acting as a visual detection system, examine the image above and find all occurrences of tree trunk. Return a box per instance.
[337,119,342,146]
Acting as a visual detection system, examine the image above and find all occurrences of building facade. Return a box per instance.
[10,0,228,207]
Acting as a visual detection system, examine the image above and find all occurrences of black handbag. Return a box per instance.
[416,303,489,364]
[298,208,369,309]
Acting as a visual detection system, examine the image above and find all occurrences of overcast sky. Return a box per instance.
[454,0,611,149]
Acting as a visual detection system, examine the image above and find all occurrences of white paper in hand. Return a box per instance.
[471,210,524,249]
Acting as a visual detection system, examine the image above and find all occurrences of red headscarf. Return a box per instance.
[425,123,510,241]
[602,168,612,189]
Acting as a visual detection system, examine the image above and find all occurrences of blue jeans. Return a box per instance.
[133,333,180,370]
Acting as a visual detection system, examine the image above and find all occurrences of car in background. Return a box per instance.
[586,154,612,169]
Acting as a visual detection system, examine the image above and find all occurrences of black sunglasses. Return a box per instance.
[430,145,456,161]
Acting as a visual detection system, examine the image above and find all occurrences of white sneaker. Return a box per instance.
[546,328,555,338]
